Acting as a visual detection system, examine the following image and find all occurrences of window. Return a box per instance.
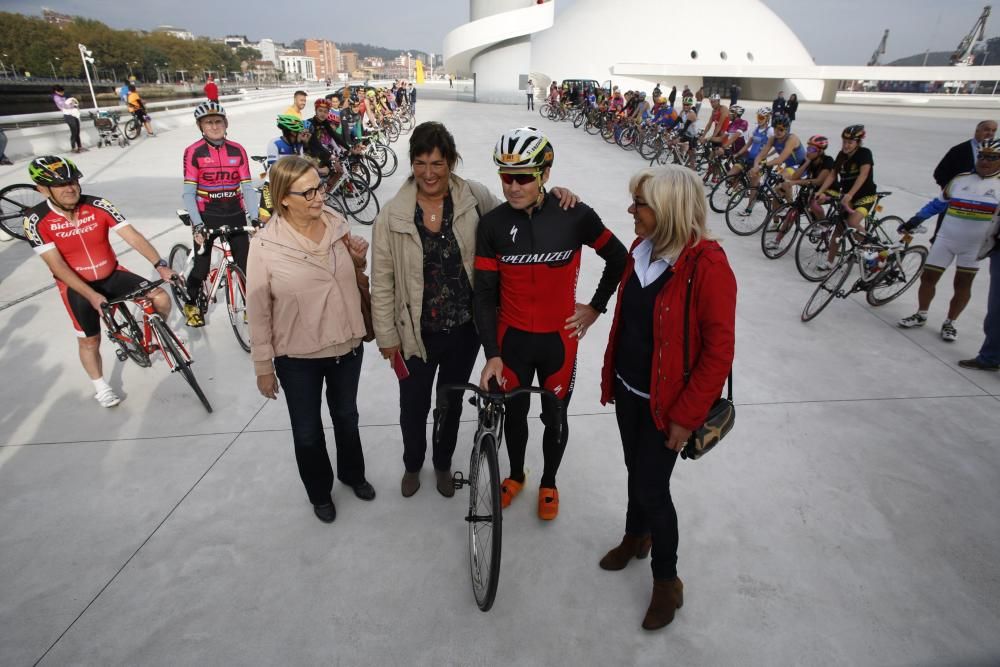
[747,52,755,62]
[720,51,728,60]
[690,50,698,60]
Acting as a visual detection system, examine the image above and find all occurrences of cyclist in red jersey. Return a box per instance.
[23,156,176,407]
[699,94,731,149]
[475,127,627,520]
[181,101,257,326]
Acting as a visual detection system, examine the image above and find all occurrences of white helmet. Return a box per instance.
[493,127,554,169]
[193,100,227,122]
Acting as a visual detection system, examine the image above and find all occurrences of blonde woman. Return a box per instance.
[598,165,736,630]
[247,156,375,524]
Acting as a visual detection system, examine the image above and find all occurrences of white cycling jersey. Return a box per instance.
[926,171,1000,270]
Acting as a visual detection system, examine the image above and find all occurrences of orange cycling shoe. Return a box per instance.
[538,487,559,520]
[500,478,523,508]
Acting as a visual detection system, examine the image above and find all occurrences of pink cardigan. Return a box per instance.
[247,208,367,376]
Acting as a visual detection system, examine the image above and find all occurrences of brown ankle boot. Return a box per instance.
[641,577,684,630]
[599,533,652,570]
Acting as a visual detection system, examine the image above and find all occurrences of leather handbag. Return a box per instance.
[679,253,735,461]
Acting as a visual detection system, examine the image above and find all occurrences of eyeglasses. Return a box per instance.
[287,186,322,201]
[631,197,650,209]
[498,171,541,185]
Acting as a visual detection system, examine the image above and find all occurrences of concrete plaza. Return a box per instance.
[0,95,998,666]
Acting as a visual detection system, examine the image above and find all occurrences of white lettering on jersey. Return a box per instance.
[500,250,574,264]
[510,226,518,243]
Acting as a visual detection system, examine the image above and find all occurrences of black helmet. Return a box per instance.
[29,155,82,186]
[842,124,866,141]
[771,114,790,129]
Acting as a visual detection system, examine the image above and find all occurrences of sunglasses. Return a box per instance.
[498,171,541,185]
[287,186,323,201]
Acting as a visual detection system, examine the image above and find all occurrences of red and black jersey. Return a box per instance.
[474,193,627,359]
[23,195,130,282]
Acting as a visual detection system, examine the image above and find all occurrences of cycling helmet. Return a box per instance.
[709,93,721,101]
[276,114,305,134]
[772,114,790,128]
[366,90,375,99]
[493,127,554,169]
[29,155,82,187]
[978,138,1000,158]
[314,98,331,110]
[639,92,646,100]
[729,105,744,117]
[808,135,829,151]
[842,124,866,140]
[756,107,772,118]
[193,100,226,122]
[682,96,695,106]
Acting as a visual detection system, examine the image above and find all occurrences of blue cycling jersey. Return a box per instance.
[772,136,806,167]
[747,125,773,159]
[266,136,302,167]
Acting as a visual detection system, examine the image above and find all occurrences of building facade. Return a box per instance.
[304,39,339,80]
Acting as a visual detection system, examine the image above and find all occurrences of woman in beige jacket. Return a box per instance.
[247,156,375,524]
[372,121,576,499]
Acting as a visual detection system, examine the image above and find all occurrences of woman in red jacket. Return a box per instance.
[598,165,736,630]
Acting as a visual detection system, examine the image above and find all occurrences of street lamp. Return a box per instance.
[78,43,99,110]
[49,56,61,79]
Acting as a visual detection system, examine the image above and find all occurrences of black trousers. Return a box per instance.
[399,321,480,472]
[186,212,250,305]
[64,115,81,149]
[614,379,679,580]
[273,348,366,505]
[527,93,534,110]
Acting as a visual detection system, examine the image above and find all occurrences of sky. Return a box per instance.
[2,0,995,64]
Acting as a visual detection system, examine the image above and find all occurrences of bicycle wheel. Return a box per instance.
[123,118,141,140]
[107,305,151,367]
[370,143,397,176]
[761,205,800,260]
[167,244,191,310]
[708,176,738,213]
[0,183,44,241]
[341,175,372,215]
[225,264,251,352]
[539,103,552,119]
[468,433,502,612]
[349,188,380,226]
[866,245,929,306]
[151,317,213,413]
[725,188,769,236]
[802,257,855,322]
[795,220,837,282]
[361,155,383,191]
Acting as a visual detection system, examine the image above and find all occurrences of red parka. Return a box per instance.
[600,237,736,432]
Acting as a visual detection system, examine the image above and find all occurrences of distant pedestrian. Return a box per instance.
[773,90,787,116]
[668,85,677,108]
[53,85,85,153]
[0,128,12,165]
[694,87,704,115]
[204,75,219,102]
[729,83,741,107]
[526,79,535,110]
[448,74,453,89]
[786,93,798,122]
[409,82,417,112]
[652,82,662,99]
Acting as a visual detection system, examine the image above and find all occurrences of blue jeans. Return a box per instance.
[273,347,366,505]
[977,249,1000,365]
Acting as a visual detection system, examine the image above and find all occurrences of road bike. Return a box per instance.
[101,278,213,412]
[800,228,928,322]
[723,166,783,236]
[167,210,254,352]
[432,382,562,612]
[0,183,44,241]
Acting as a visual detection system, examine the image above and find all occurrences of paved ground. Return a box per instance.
[1,97,998,667]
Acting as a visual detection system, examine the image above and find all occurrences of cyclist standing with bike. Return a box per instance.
[180,102,258,327]
[23,156,175,407]
[475,127,627,520]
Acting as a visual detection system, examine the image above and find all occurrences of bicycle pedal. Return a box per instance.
[452,471,469,489]
[115,349,127,361]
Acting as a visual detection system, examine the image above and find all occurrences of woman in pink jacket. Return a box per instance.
[247,156,376,524]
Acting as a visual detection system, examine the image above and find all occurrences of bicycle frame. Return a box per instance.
[102,282,192,371]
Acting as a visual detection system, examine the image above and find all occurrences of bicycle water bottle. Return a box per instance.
[863,248,879,274]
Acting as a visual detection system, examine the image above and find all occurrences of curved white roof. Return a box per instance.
[529,0,814,83]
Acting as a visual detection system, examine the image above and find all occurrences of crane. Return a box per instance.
[950,5,991,66]
[868,29,889,66]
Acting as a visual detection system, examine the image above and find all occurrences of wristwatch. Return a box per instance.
[154,259,168,269]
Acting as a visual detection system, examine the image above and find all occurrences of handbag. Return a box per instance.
[679,253,735,461]
[342,237,376,342]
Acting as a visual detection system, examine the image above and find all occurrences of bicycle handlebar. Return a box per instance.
[434,382,562,409]
[194,225,257,255]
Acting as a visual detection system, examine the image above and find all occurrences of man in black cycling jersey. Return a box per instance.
[475,127,627,520]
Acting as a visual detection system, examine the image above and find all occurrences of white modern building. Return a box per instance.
[280,54,318,81]
[255,39,279,66]
[445,0,1000,104]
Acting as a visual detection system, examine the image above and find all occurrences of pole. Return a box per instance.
[49,61,57,78]
[78,44,99,110]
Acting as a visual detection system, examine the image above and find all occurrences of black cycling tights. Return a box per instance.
[501,327,574,489]
[186,214,249,305]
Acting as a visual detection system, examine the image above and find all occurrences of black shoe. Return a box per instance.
[0,157,12,166]
[352,480,376,501]
[313,502,337,523]
[435,469,455,498]
[958,358,1000,372]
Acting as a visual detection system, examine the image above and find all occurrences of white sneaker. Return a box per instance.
[941,321,958,342]
[898,313,928,329]
[815,260,832,272]
[95,386,122,408]
[765,240,779,250]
